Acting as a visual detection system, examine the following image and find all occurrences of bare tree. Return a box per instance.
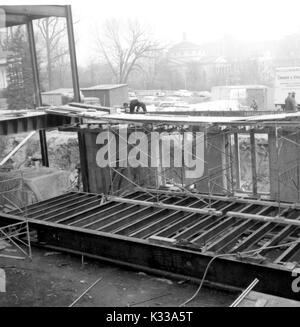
[95,19,162,84]
[36,17,69,90]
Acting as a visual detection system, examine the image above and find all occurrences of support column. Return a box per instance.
[250,130,257,196]
[66,5,81,103]
[234,132,241,190]
[78,132,89,192]
[27,20,49,167]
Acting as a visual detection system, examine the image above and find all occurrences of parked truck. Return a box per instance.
[274,67,300,108]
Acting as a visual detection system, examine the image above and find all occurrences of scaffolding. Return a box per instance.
[0,169,32,259]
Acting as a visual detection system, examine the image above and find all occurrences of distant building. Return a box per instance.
[81,84,128,107]
[167,34,205,64]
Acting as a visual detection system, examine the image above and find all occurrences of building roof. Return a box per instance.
[41,88,74,95]
[169,41,202,52]
[81,84,127,91]
[0,5,67,27]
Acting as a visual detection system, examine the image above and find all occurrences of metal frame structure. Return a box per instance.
[0,169,31,259]
[0,5,80,165]
[1,188,300,300]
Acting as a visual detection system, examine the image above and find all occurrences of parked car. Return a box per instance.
[174,89,193,97]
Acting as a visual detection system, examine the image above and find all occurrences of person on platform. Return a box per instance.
[250,99,258,111]
[284,92,291,111]
[285,92,298,112]
[290,92,298,111]
[123,99,147,114]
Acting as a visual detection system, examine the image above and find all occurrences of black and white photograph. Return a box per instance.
[0,0,300,312]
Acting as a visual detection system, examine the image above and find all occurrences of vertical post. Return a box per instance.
[234,132,241,190]
[78,132,89,192]
[228,133,234,194]
[250,130,258,196]
[65,5,81,103]
[27,20,49,167]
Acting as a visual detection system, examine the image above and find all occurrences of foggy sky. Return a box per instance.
[8,0,300,66]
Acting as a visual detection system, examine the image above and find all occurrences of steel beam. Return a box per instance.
[66,5,80,103]
[109,196,223,216]
[0,5,67,18]
[0,212,298,301]
[250,131,258,196]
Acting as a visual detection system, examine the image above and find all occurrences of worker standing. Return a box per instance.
[284,92,297,112]
[284,93,291,111]
[250,99,258,111]
[290,92,298,112]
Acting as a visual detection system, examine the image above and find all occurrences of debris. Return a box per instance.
[80,280,86,284]
[177,280,187,285]
[154,277,173,285]
[0,240,10,251]
[69,276,103,307]
[129,292,171,307]
[44,251,62,257]
[57,262,70,267]
[255,298,268,307]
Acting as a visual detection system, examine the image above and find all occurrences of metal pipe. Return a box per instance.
[227,211,300,227]
[68,276,103,307]
[0,131,36,166]
[230,278,259,307]
[108,196,223,216]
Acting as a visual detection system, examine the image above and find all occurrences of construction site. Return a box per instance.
[1,4,300,308]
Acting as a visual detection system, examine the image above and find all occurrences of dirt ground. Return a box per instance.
[0,246,237,307]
